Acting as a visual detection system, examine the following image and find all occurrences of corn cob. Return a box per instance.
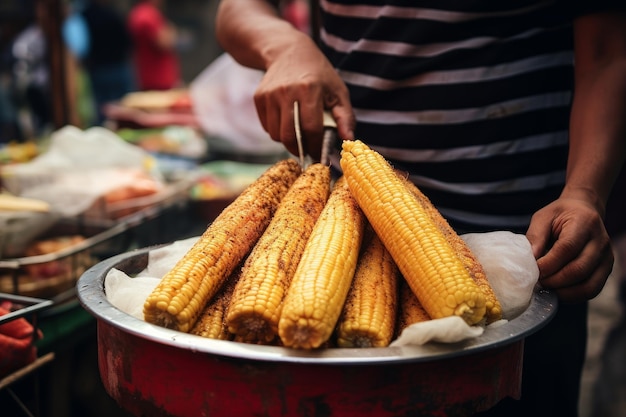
[190,267,240,340]
[396,279,431,336]
[340,140,487,325]
[396,172,502,323]
[143,159,301,332]
[336,226,399,347]
[226,163,331,343]
[278,177,365,349]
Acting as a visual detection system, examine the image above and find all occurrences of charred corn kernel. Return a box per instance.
[336,227,399,348]
[143,159,301,332]
[340,140,486,325]
[396,279,431,335]
[226,164,331,343]
[396,172,502,324]
[190,267,240,340]
[278,177,365,349]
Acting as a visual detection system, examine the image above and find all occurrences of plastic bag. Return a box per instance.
[189,53,287,155]
[1,125,161,218]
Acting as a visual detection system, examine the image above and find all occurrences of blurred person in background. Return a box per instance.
[62,0,96,128]
[11,1,51,137]
[215,0,626,416]
[127,0,181,91]
[81,0,135,124]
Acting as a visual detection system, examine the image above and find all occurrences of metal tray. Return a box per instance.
[77,245,558,365]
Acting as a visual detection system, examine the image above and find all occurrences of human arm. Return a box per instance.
[526,11,626,303]
[215,0,355,159]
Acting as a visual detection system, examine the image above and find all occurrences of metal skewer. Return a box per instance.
[320,111,338,166]
[293,101,305,168]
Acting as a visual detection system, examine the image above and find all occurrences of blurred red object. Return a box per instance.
[0,304,41,377]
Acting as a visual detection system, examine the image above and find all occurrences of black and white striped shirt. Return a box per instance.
[320,0,612,233]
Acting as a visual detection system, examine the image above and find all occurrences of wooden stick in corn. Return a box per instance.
[340,140,487,325]
[190,266,241,340]
[396,172,502,324]
[336,226,399,348]
[396,278,431,336]
[278,176,365,349]
[226,163,331,343]
[143,159,302,332]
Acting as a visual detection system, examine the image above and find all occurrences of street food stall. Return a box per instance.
[74,142,558,417]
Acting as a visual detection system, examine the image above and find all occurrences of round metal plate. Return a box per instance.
[77,244,557,365]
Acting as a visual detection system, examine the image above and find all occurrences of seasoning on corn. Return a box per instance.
[143,159,302,332]
[278,177,365,349]
[396,279,431,335]
[226,163,331,343]
[340,140,487,325]
[396,172,502,324]
[190,267,240,340]
[336,226,399,348]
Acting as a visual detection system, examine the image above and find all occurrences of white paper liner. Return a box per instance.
[105,232,539,346]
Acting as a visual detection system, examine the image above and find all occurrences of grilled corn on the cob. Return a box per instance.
[190,267,240,340]
[340,140,487,325]
[278,177,365,349]
[396,172,502,323]
[396,279,431,335]
[336,227,399,347]
[226,163,331,343]
[143,159,301,332]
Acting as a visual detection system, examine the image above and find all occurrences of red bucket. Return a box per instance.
[78,247,557,417]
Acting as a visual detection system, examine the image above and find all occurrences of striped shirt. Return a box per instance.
[320,0,612,233]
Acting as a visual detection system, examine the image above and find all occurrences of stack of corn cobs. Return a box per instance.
[143,140,503,349]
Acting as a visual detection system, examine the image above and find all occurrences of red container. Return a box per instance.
[78,247,557,417]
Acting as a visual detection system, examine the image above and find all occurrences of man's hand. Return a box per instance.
[253,32,355,159]
[526,196,614,303]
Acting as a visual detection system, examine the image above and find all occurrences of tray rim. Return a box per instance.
[77,245,558,365]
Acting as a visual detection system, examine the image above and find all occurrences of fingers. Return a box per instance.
[254,88,300,156]
[527,198,614,303]
[298,99,325,159]
[255,93,353,160]
[526,211,553,260]
[252,51,355,159]
[330,103,355,142]
[545,253,613,303]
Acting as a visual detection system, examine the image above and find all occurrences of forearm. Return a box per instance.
[215,0,313,71]
[564,12,626,213]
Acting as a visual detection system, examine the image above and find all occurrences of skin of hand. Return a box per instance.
[526,11,626,304]
[253,33,355,159]
[215,0,355,159]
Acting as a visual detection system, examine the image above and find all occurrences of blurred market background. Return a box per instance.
[0,0,624,416]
